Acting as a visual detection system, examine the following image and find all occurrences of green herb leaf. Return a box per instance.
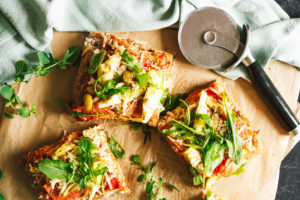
[161,93,188,116]
[108,136,126,159]
[164,182,180,192]
[0,85,14,100]
[18,107,30,117]
[130,122,142,130]
[0,169,2,180]
[95,79,129,98]
[4,112,14,119]
[15,60,28,83]
[120,49,143,73]
[146,181,155,194]
[142,125,152,144]
[89,50,106,74]
[203,141,226,186]
[230,163,247,176]
[136,72,149,88]
[37,52,50,65]
[67,46,81,65]
[0,194,4,200]
[137,174,146,182]
[172,119,204,136]
[193,174,203,186]
[131,155,142,166]
[38,159,77,181]
[15,95,22,105]
[195,114,214,128]
[223,95,242,164]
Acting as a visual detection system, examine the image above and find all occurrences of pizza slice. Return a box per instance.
[20,126,129,200]
[72,33,173,126]
[157,80,262,192]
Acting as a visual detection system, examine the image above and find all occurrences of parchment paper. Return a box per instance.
[0,29,299,200]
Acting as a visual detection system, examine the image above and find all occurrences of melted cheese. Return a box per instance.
[182,147,202,168]
[142,87,164,123]
[194,91,209,132]
[98,94,122,108]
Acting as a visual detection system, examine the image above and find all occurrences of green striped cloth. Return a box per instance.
[0,0,299,84]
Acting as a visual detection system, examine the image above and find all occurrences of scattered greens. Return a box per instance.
[108,136,126,159]
[223,94,242,164]
[38,137,108,192]
[131,154,179,200]
[130,122,153,144]
[0,85,37,118]
[136,72,149,88]
[120,49,150,89]
[160,93,187,116]
[121,49,143,74]
[0,169,2,180]
[95,79,129,99]
[0,46,81,118]
[160,94,244,187]
[89,50,106,74]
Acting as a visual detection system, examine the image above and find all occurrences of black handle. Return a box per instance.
[248,61,299,132]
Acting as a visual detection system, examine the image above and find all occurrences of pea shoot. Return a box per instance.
[130,122,153,144]
[0,46,81,119]
[108,136,126,159]
[131,155,179,200]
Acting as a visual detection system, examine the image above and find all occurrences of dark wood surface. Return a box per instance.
[274,1,300,200]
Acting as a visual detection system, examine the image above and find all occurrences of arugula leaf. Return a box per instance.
[223,95,242,164]
[38,159,81,182]
[161,93,188,116]
[0,194,4,200]
[0,169,2,180]
[89,50,106,74]
[95,79,129,98]
[180,99,191,125]
[203,141,226,186]
[76,137,108,190]
[136,72,149,88]
[172,119,204,136]
[120,49,143,73]
[195,114,214,128]
[108,136,126,159]
[230,163,247,176]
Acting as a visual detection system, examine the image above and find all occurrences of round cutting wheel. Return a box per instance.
[178,7,240,69]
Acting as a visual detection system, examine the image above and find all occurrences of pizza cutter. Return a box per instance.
[178,7,300,136]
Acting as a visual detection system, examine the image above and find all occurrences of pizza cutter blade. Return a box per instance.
[178,7,300,136]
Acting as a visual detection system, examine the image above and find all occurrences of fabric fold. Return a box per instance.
[0,0,299,84]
